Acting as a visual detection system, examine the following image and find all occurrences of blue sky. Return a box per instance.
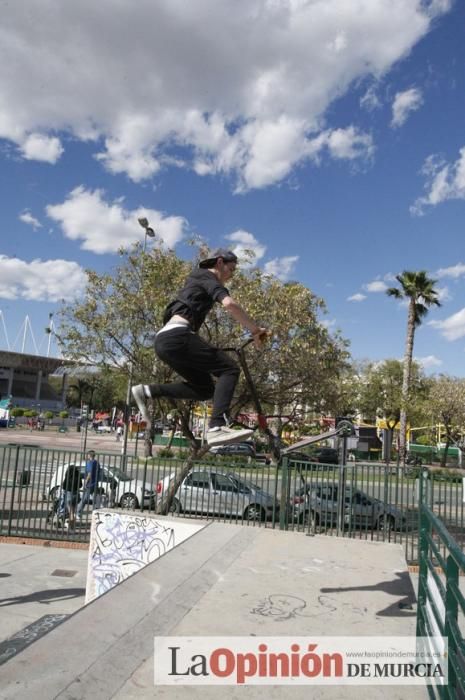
[1,0,465,375]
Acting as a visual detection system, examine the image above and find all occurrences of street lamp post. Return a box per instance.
[138,217,156,252]
[120,218,156,464]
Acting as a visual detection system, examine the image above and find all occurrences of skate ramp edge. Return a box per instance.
[85,509,207,603]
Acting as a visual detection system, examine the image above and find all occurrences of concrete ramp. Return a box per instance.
[1,522,425,700]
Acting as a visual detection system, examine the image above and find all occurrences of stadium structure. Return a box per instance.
[0,312,67,411]
[0,350,66,411]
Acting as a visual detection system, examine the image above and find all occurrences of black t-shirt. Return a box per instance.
[163,268,230,332]
[62,466,82,494]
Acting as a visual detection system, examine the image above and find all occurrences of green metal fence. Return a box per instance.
[0,444,464,566]
[416,471,465,699]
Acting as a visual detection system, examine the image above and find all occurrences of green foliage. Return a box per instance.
[59,410,69,419]
[10,407,24,417]
[415,434,433,446]
[357,359,427,424]
[23,409,38,417]
[157,448,174,458]
[44,411,54,419]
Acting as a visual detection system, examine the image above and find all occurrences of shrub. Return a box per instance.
[23,410,38,417]
[59,410,69,419]
[10,407,24,417]
[44,411,54,420]
[158,448,175,458]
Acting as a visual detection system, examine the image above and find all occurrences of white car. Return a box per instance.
[48,461,157,509]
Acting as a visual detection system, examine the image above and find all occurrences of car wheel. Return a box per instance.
[119,492,139,509]
[169,497,181,514]
[243,504,266,522]
[378,514,395,533]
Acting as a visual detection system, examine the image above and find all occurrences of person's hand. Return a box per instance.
[252,327,270,349]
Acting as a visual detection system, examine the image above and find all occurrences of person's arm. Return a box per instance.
[221,296,268,347]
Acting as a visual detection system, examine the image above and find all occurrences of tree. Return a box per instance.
[386,271,441,464]
[428,376,465,466]
[357,359,427,461]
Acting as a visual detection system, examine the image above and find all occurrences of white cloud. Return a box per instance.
[415,354,442,369]
[263,256,299,282]
[226,230,267,265]
[321,318,336,330]
[436,286,451,303]
[436,262,465,279]
[364,280,388,293]
[429,308,465,341]
[390,87,423,128]
[0,255,86,302]
[20,133,64,163]
[324,127,374,161]
[347,293,367,302]
[19,211,42,230]
[46,186,187,254]
[0,1,450,190]
[411,148,465,215]
[360,84,382,111]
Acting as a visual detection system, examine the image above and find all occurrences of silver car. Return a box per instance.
[158,468,278,522]
[293,482,418,532]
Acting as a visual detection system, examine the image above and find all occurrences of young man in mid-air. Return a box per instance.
[132,248,268,446]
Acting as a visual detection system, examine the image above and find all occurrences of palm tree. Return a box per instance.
[386,271,441,465]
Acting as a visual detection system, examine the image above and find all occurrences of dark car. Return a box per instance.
[283,447,339,470]
[309,447,339,464]
[210,442,271,465]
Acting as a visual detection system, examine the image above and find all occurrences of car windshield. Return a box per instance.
[106,467,132,482]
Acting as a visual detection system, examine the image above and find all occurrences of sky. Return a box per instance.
[1,0,465,376]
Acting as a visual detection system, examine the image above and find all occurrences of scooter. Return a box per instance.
[223,337,355,462]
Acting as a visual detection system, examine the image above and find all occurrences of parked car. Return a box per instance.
[292,482,417,532]
[156,468,278,521]
[96,424,112,433]
[209,442,271,465]
[281,447,338,470]
[48,462,157,509]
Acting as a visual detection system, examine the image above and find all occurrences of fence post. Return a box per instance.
[7,445,21,536]
[445,554,459,693]
[416,469,430,640]
[279,456,289,531]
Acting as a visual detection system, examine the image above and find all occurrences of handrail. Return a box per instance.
[416,499,465,698]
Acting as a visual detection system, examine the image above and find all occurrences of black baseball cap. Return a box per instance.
[199,248,238,268]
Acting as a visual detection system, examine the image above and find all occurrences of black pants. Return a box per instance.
[152,328,240,428]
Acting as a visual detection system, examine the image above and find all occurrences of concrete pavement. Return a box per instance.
[0,541,88,659]
[1,525,428,699]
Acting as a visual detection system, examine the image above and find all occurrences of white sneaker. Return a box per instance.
[131,385,151,424]
[206,426,253,447]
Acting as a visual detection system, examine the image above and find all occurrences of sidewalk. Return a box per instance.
[0,541,88,654]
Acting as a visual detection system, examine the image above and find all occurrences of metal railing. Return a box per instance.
[0,444,464,564]
[416,470,465,699]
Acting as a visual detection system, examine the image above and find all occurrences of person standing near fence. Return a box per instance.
[76,450,101,521]
[59,464,82,530]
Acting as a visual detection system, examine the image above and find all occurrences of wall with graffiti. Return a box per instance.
[85,510,206,603]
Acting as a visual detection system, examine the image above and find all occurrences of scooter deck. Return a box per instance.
[281,428,346,455]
